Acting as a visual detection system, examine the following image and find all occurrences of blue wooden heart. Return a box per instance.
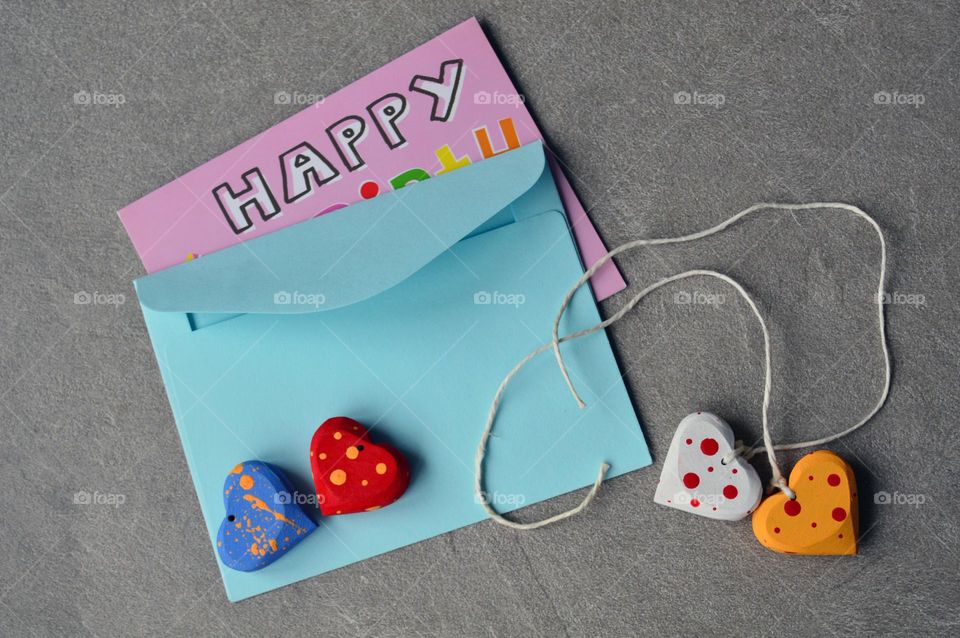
[216,461,316,572]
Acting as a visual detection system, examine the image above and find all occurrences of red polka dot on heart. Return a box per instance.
[784,500,801,516]
[700,438,719,456]
[685,438,692,445]
[683,473,700,489]
[827,474,841,487]
[690,498,700,508]
[723,485,738,500]
[832,507,847,522]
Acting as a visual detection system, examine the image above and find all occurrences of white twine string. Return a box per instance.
[476,202,890,528]
[473,335,612,529]
[475,271,776,527]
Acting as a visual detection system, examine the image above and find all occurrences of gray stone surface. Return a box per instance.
[1,1,958,636]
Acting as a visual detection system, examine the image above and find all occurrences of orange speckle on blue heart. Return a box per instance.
[216,461,316,572]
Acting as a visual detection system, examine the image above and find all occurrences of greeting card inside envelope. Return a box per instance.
[134,145,651,601]
[118,17,625,300]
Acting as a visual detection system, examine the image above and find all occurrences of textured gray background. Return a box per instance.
[1,1,958,636]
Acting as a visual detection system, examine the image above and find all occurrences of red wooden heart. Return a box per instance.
[310,416,410,515]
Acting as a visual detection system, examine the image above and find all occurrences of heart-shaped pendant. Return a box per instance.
[310,416,410,515]
[653,412,763,521]
[216,461,316,572]
[752,450,858,555]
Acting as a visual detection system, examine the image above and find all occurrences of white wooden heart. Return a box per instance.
[653,412,762,521]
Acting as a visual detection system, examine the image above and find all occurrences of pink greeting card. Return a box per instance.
[118,17,625,299]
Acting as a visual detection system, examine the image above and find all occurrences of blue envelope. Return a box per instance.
[135,143,651,601]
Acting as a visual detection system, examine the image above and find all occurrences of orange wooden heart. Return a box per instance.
[752,450,859,555]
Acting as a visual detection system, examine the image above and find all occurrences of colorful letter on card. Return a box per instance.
[117,18,626,300]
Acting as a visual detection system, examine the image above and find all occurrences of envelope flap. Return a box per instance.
[135,144,547,314]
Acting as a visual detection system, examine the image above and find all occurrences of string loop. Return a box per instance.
[476,202,890,527]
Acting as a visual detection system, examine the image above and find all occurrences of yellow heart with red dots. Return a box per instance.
[751,450,859,555]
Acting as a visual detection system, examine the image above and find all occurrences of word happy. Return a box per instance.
[213,59,522,235]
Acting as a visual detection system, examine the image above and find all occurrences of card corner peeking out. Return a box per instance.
[118,17,625,300]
